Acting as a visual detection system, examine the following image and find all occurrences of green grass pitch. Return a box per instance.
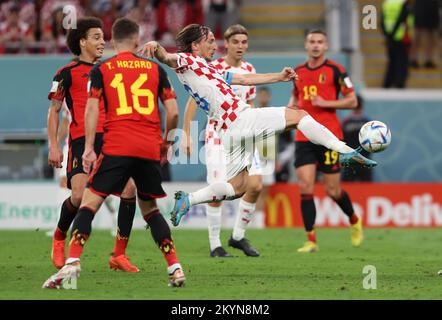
[0,228,441,299]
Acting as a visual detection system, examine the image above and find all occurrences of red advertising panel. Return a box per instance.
[265,183,442,228]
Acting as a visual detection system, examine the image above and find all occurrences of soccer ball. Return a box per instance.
[358,121,391,153]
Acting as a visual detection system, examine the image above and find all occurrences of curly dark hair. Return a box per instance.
[176,24,210,53]
[66,17,103,56]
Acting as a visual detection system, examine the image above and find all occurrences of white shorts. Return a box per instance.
[217,107,286,181]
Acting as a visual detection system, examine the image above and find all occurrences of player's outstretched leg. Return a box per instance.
[286,110,377,168]
[170,180,238,226]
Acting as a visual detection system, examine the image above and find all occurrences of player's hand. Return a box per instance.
[138,41,159,58]
[280,67,298,82]
[48,146,63,168]
[181,134,193,156]
[311,94,329,108]
[82,147,97,174]
[160,140,172,166]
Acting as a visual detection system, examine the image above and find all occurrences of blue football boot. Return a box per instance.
[170,191,191,226]
[339,147,378,168]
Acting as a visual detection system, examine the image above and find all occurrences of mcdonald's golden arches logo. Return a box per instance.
[266,193,293,227]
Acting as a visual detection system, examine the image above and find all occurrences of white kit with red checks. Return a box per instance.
[174,53,286,180]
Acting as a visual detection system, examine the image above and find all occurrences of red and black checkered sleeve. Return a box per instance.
[88,64,104,99]
[48,68,70,101]
[158,65,177,102]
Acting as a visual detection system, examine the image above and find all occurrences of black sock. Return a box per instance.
[117,197,136,238]
[301,194,316,232]
[70,207,95,239]
[332,190,355,220]
[57,197,78,233]
[144,210,172,245]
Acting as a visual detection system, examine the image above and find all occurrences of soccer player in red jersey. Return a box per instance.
[46,17,139,272]
[287,30,363,253]
[43,18,184,288]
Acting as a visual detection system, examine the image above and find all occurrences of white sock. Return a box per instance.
[297,115,354,154]
[167,263,182,275]
[189,181,236,206]
[66,257,80,265]
[206,204,222,251]
[232,199,255,241]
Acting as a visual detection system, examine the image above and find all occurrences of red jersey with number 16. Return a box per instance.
[292,59,354,142]
[88,51,176,160]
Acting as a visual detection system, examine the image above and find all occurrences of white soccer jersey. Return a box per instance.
[209,58,256,103]
[174,53,249,131]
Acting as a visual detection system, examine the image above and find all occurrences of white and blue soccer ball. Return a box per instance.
[358,120,391,153]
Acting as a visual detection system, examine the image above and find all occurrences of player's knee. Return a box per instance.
[325,185,341,199]
[70,191,83,207]
[298,179,314,194]
[247,181,262,198]
[121,180,136,198]
[139,199,158,216]
[285,109,309,129]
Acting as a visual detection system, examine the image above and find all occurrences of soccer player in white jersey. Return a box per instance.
[140,24,376,227]
[182,25,261,257]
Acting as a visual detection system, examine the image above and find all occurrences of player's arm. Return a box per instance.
[57,107,70,146]
[84,98,99,152]
[287,79,299,109]
[311,68,357,109]
[47,99,64,168]
[230,67,297,86]
[162,99,179,144]
[182,97,197,155]
[311,90,357,109]
[158,66,179,164]
[47,70,69,168]
[139,41,178,68]
[83,65,103,173]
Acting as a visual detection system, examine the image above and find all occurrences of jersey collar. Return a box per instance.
[306,58,328,70]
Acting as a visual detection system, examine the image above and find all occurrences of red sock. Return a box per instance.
[54,227,66,241]
[159,239,179,267]
[307,230,316,243]
[68,231,89,259]
[350,214,359,225]
[113,235,128,257]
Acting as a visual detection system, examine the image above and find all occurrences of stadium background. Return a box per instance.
[0,0,441,300]
[1,0,441,230]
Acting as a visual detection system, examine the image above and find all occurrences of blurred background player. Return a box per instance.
[182,24,261,257]
[46,17,139,273]
[380,0,413,88]
[43,18,184,288]
[287,29,363,253]
[341,95,373,182]
[410,0,440,69]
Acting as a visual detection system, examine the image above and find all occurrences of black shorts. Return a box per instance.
[87,153,166,200]
[66,134,103,189]
[294,141,341,174]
